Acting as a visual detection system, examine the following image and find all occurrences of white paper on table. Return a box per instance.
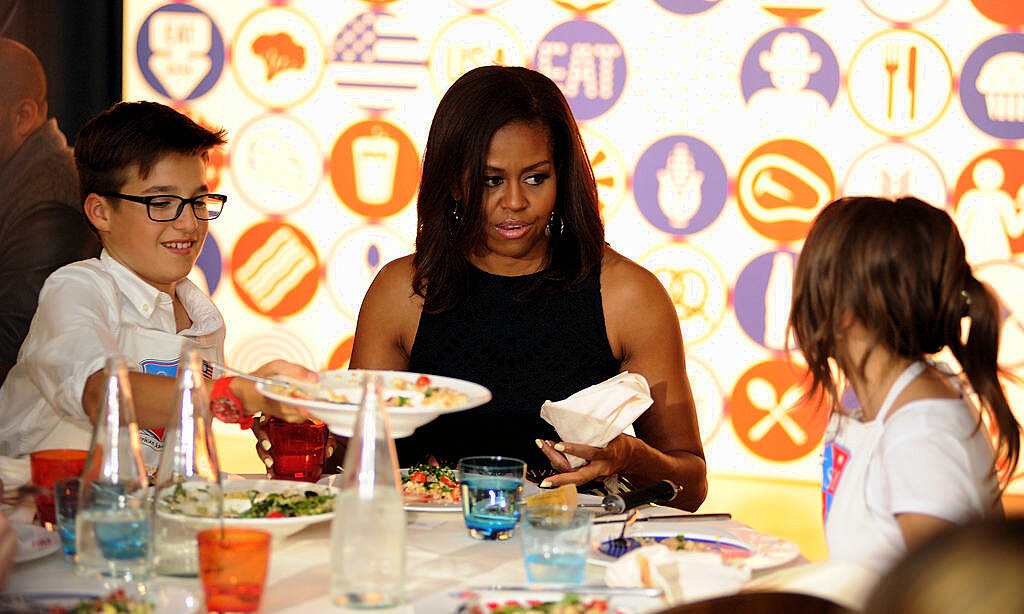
[540,372,652,468]
[743,559,881,611]
[605,544,750,605]
[0,456,30,491]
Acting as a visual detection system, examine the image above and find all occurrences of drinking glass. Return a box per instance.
[76,355,150,580]
[198,528,271,613]
[456,456,526,540]
[267,417,329,482]
[521,505,592,585]
[54,476,80,559]
[151,349,223,577]
[28,449,88,526]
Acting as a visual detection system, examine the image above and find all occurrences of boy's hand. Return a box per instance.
[230,360,317,422]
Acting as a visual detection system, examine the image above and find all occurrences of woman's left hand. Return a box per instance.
[535,433,640,487]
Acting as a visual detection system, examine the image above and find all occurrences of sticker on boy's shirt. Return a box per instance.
[139,359,179,445]
[822,439,850,521]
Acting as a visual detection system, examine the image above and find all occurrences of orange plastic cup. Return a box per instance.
[29,449,88,526]
[198,528,271,613]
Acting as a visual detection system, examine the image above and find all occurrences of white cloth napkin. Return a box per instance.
[0,456,30,491]
[606,544,751,604]
[539,371,652,468]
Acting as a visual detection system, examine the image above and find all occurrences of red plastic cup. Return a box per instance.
[266,417,328,482]
[198,528,271,613]
[29,449,88,526]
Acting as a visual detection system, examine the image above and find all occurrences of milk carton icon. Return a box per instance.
[352,128,399,205]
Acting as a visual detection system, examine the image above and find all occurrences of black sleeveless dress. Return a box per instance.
[397,264,621,480]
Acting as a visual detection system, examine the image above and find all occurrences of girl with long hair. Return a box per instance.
[790,195,1020,570]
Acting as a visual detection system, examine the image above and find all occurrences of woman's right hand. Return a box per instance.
[251,417,346,478]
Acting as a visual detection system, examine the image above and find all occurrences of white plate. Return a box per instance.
[13,523,60,563]
[317,473,462,513]
[592,527,800,571]
[0,584,200,614]
[433,588,662,614]
[256,369,491,437]
[156,478,337,541]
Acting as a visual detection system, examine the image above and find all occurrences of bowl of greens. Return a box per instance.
[155,478,338,541]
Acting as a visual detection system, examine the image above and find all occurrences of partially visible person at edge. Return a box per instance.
[341,65,705,510]
[863,517,1024,614]
[788,195,1021,572]
[0,101,314,474]
[0,38,100,385]
[0,478,17,591]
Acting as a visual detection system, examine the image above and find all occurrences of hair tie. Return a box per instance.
[961,289,971,307]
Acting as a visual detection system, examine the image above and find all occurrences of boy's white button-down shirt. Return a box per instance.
[0,250,225,467]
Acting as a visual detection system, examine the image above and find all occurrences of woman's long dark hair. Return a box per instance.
[789,196,1020,487]
[412,65,605,313]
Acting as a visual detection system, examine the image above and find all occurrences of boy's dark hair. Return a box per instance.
[74,101,226,205]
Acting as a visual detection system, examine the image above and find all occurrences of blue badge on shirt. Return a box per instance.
[822,440,850,521]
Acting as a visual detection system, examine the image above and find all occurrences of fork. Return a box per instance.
[203,359,298,389]
[604,508,640,557]
[884,45,899,119]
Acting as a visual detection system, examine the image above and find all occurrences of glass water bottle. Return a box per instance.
[330,374,406,608]
[76,355,150,580]
[151,349,222,576]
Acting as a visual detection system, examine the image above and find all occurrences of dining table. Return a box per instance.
[6,477,853,614]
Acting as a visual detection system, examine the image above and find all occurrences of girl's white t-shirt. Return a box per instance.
[822,362,999,573]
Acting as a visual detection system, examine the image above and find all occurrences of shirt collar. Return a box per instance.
[98,250,224,336]
[99,250,165,318]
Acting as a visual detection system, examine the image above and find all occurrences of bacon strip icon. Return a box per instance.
[236,227,317,312]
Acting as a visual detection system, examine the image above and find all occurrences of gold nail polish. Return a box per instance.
[553,443,566,452]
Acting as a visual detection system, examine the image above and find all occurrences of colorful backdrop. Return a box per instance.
[122,0,1024,493]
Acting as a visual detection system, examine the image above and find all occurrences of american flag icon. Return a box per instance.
[331,11,424,91]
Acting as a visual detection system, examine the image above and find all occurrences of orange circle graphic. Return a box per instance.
[971,0,1024,26]
[737,139,835,243]
[230,221,320,318]
[329,120,420,219]
[729,360,829,462]
[953,149,1024,255]
[327,336,355,371]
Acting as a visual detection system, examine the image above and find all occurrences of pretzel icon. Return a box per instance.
[746,378,808,445]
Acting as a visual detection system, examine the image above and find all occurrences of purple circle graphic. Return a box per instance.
[960,33,1024,140]
[196,234,222,295]
[633,135,727,235]
[534,20,627,121]
[654,0,722,15]
[734,250,798,350]
[136,3,225,101]
[740,27,840,107]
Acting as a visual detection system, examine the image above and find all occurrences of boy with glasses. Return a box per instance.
[0,101,312,470]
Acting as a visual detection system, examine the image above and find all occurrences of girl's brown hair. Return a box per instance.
[789,196,1020,485]
[412,65,605,313]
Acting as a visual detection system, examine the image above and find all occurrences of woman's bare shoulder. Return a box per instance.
[359,254,423,323]
[368,254,417,300]
[600,247,670,306]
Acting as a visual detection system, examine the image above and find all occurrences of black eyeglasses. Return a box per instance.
[99,192,227,222]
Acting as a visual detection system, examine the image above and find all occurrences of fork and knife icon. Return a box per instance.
[884,44,918,120]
